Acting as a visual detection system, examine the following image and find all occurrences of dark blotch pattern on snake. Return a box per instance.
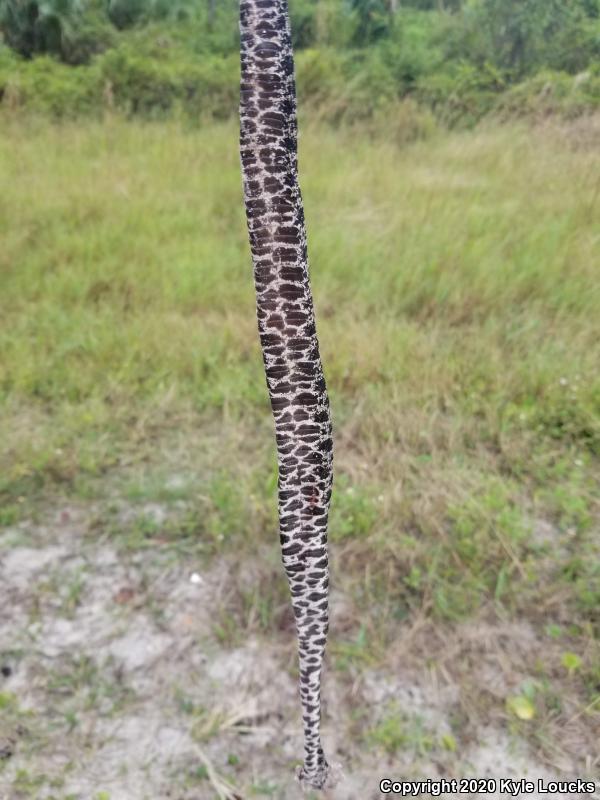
[239,0,334,788]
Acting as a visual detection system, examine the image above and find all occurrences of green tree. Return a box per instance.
[473,0,599,75]
[348,0,392,45]
[106,0,147,28]
[0,0,114,62]
[0,0,78,58]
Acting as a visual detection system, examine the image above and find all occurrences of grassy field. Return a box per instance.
[1,115,599,797]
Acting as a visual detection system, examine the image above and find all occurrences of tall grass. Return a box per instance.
[1,116,598,425]
[1,116,599,637]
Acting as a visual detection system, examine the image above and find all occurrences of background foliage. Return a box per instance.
[1,0,599,124]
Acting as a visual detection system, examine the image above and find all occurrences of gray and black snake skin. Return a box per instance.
[239,0,333,789]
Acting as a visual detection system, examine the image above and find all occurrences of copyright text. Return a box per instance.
[379,778,597,795]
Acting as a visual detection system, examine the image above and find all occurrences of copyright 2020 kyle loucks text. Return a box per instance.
[379,778,598,796]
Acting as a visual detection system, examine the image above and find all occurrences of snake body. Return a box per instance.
[239,0,334,788]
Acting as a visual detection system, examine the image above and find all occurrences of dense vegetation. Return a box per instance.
[1,0,600,124]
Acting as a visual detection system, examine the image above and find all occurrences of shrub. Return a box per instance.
[439,0,600,79]
[378,9,443,89]
[339,49,400,120]
[296,47,401,123]
[0,50,102,116]
[173,54,239,120]
[98,46,179,115]
[495,69,600,120]
[416,61,506,126]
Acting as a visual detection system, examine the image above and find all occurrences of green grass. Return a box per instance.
[366,706,438,757]
[1,114,599,651]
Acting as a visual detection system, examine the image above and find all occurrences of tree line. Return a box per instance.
[1,0,599,124]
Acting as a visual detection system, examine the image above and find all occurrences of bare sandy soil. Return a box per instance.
[0,500,597,800]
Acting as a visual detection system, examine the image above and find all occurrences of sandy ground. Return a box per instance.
[0,501,598,800]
